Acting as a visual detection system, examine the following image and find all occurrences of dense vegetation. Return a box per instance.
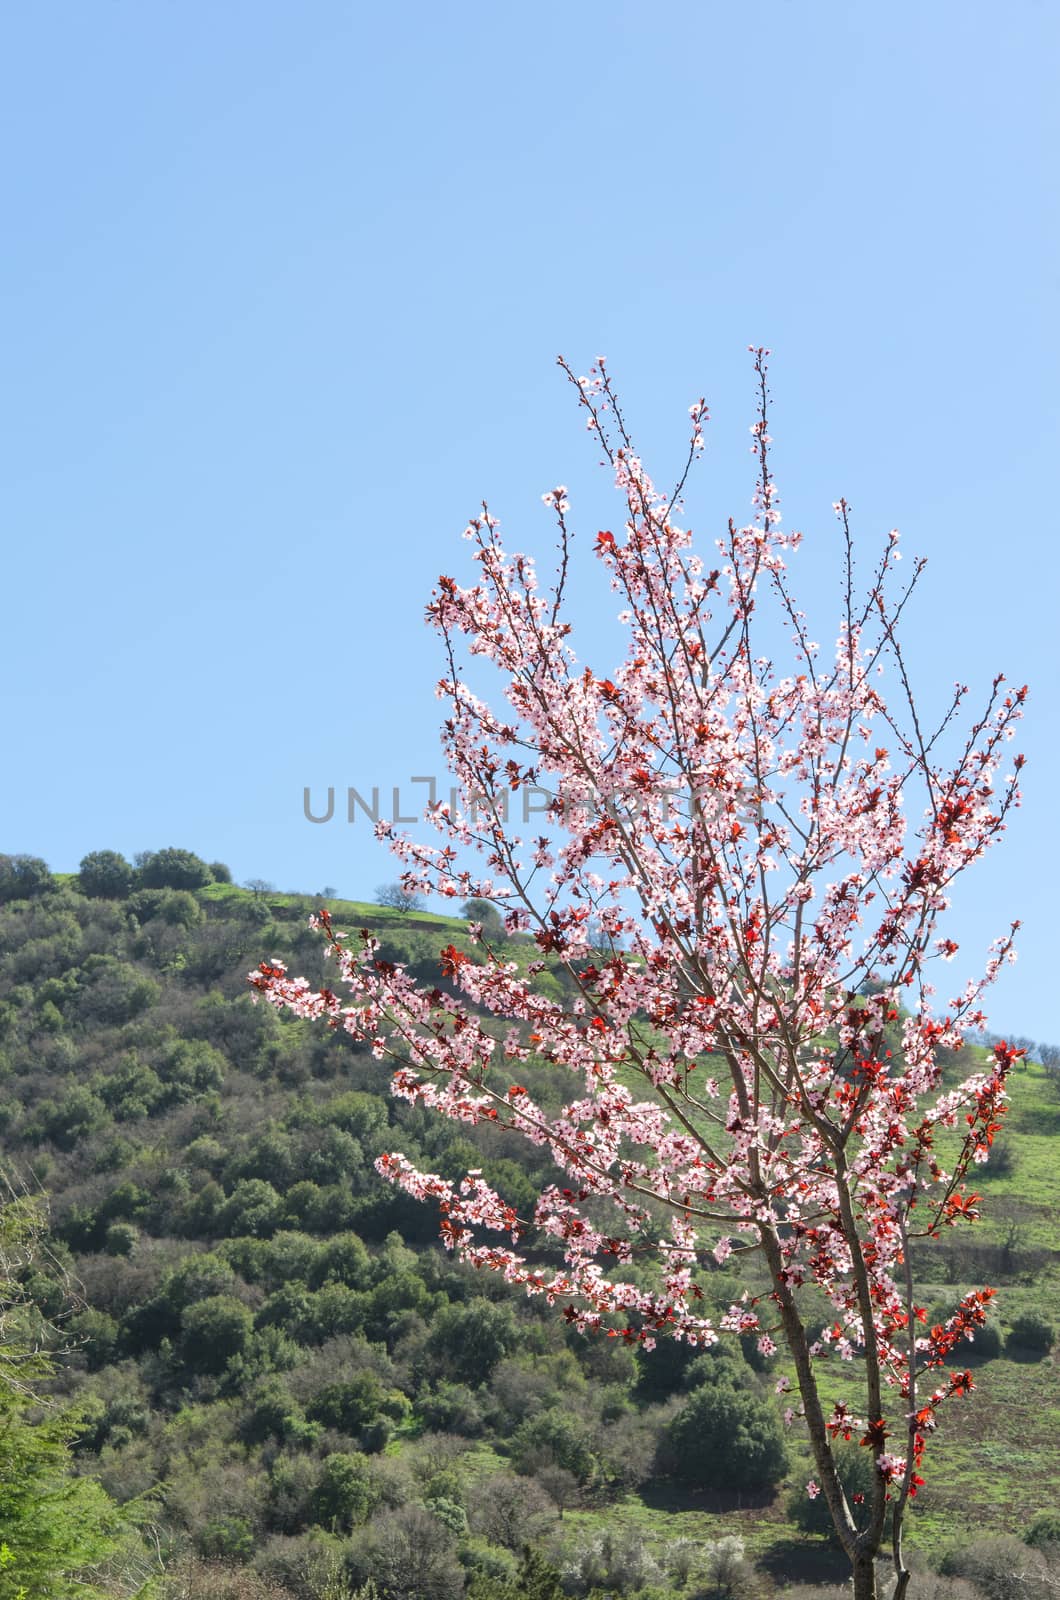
[0,849,1057,1599]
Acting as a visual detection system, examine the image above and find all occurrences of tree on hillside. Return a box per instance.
[0,853,53,904]
[462,898,506,940]
[1038,1041,1060,1072]
[78,849,135,899]
[136,848,214,891]
[375,883,425,912]
[252,353,1026,1600]
[660,1369,788,1492]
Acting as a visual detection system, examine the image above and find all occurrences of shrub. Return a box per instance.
[310,1452,376,1531]
[310,1232,371,1291]
[163,1251,238,1312]
[977,1139,1016,1179]
[104,1221,139,1257]
[39,1085,108,1150]
[561,1528,662,1595]
[252,1532,351,1598]
[72,956,160,1025]
[964,1319,1003,1361]
[264,1453,320,1536]
[0,1194,147,1593]
[416,1381,484,1436]
[181,1295,255,1374]
[698,1534,755,1599]
[197,1516,257,1561]
[78,850,135,898]
[0,853,53,902]
[424,1496,468,1538]
[633,1333,703,1398]
[128,887,203,927]
[461,898,505,939]
[1025,1510,1060,1549]
[740,1328,778,1372]
[365,1503,464,1600]
[219,1179,283,1239]
[242,1379,315,1447]
[37,998,63,1032]
[467,1470,557,1550]
[98,1054,166,1121]
[1007,1311,1055,1354]
[306,1372,389,1436]
[509,1410,596,1484]
[68,1306,120,1372]
[660,1378,787,1492]
[137,847,214,890]
[157,1038,226,1099]
[939,1533,1055,1599]
[426,1299,519,1386]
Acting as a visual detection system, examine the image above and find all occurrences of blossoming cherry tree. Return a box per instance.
[252,352,1025,1600]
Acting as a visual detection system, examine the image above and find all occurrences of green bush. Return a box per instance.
[242,1379,314,1446]
[965,1320,1003,1361]
[416,1381,484,1436]
[38,1085,108,1150]
[309,1451,376,1531]
[104,1222,139,1257]
[37,999,64,1032]
[661,1377,787,1492]
[136,847,214,890]
[181,1295,254,1374]
[68,1308,120,1374]
[424,1495,469,1538]
[1007,1311,1055,1354]
[197,1515,256,1561]
[219,1178,283,1239]
[78,851,134,899]
[0,853,53,903]
[1025,1510,1060,1548]
[156,1037,226,1099]
[426,1299,519,1386]
[72,956,159,1025]
[306,1372,390,1436]
[166,1251,238,1309]
[309,1231,371,1290]
[98,1054,167,1120]
[128,886,203,927]
[510,1410,596,1484]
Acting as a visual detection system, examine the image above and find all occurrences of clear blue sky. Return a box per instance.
[2,2,1057,1042]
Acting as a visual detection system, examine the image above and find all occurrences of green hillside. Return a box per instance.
[1,850,1057,1600]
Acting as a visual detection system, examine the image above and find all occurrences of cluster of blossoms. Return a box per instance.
[251,352,1024,1600]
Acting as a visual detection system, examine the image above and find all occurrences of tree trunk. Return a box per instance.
[852,1552,879,1600]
